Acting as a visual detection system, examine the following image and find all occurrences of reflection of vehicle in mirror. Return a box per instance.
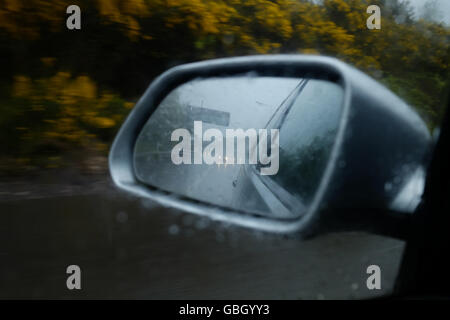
[110,55,431,238]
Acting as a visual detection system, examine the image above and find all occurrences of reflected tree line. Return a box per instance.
[273,130,337,202]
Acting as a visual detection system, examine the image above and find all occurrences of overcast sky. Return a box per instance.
[408,0,450,24]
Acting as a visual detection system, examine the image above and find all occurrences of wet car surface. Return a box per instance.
[0,184,404,299]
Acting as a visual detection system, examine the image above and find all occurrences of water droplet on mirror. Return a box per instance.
[215,231,225,242]
[384,182,393,192]
[195,218,209,230]
[116,211,128,223]
[141,199,157,209]
[222,33,234,45]
[183,215,194,226]
[168,224,180,235]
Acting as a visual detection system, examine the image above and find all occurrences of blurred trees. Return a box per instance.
[0,0,448,173]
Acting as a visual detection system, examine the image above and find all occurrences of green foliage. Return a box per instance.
[381,73,448,130]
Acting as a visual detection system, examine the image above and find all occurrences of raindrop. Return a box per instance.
[433,128,440,141]
[402,164,411,172]
[183,215,194,226]
[184,228,195,237]
[253,230,264,240]
[222,33,234,45]
[141,199,157,209]
[195,218,209,230]
[384,182,393,192]
[372,69,383,79]
[168,224,180,235]
[216,232,225,242]
[116,211,128,223]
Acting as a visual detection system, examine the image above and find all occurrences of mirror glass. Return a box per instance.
[133,74,344,219]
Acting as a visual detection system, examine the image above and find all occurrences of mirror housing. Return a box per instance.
[109,55,431,238]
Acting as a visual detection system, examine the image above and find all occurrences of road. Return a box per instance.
[0,184,405,299]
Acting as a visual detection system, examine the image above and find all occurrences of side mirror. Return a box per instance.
[109,55,431,239]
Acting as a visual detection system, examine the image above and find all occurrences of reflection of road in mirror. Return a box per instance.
[133,75,344,220]
[134,76,301,216]
[170,120,280,175]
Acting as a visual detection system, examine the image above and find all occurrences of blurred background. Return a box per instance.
[0,0,448,180]
[0,0,449,299]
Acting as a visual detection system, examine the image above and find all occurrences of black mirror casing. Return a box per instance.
[109,55,431,238]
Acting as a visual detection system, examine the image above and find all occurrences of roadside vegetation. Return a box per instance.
[0,0,448,175]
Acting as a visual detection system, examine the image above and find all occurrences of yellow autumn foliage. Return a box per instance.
[0,0,448,171]
[10,72,131,147]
